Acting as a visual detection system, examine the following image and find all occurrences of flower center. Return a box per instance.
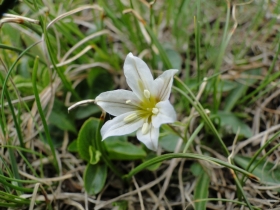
[123,90,159,132]
[139,90,158,117]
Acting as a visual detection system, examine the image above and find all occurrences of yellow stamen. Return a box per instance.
[152,108,159,115]
[124,113,138,123]
[144,89,150,99]
[126,100,131,104]
[141,122,149,135]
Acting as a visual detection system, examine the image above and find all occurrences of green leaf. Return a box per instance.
[41,66,50,87]
[143,153,161,171]
[104,136,146,160]
[205,80,237,93]
[221,80,238,92]
[190,162,203,176]
[1,24,21,47]
[84,164,107,195]
[218,111,252,138]
[191,163,210,210]
[74,105,100,120]
[20,28,45,59]
[49,99,77,133]
[224,68,260,112]
[159,134,181,152]
[194,169,210,210]
[86,68,114,97]
[89,146,101,165]
[18,58,31,79]
[234,155,280,185]
[67,140,78,152]
[165,48,182,70]
[12,75,38,95]
[224,84,248,112]
[77,118,100,162]
[113,201,128,210]
[49,109,77,133]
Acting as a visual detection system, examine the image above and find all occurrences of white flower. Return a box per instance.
[95,53,178,151]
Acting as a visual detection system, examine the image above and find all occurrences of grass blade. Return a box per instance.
[31,56,59,172]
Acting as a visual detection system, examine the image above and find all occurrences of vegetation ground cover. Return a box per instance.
[1,0,280,209]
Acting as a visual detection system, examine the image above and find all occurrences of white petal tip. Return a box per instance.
[146,144,157,151]
[171,69,179,73]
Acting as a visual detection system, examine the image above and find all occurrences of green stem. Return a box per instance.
[172,83,252,208]
[124,153,254,180]
[173,82,229,156]
[0,44,46,65]
[96,114,123,178]
[32,56,59,172]
[195,0,201,85]
[0,41,41,141]
[32,0,80,100]
[124,152,253,209]
[183,122,204,153]
[212,1,231,112]
[240,130,280,184]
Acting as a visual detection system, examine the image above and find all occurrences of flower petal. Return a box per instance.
[101,111,144,140]
[152,100,177,128]
[136,125,159,151]
[95,90,140,116]
[153,69,178,101]
[123,53,154,100]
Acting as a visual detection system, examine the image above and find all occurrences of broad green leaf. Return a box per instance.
[159,134,181,152]
[234,155,280,185]
[206,46,219,63]
[224,84,248,112]
[89,146,101,165]
[104,137,146,160]
[2,24,21,47]
[84,164,107,195]
[49,110,77,134]
[86,68,114,97]
[75,105,100,120]
[190,162,203,176]
[77,118,100,161]
[221,80,238,92]
[218,111,252,138]
[165,48,182,70]
[239,68,261,86]
[67,140,78,152]
[48,99,77,133]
